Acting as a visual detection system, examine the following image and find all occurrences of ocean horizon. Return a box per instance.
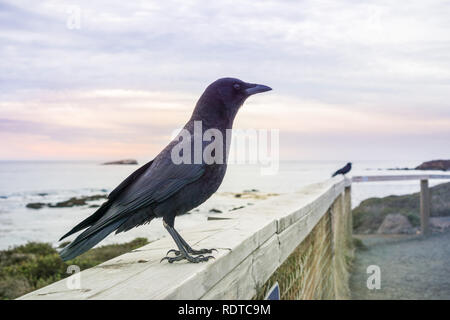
[0,159,446,250]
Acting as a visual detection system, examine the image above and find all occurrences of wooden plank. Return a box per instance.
[352,174,450,182]
[18,177,351,300]
[420,179,431,236]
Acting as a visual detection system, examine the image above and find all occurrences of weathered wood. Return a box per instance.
[420,179,431,236]
[19,177,351,300]
[344,186,352,243]
[354,174,443,237]
[352,174,450,182]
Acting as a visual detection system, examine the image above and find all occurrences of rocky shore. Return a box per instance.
[26,194,107,210]
[353,182,450,234]
[379,159,450,171]
[415,159,450,171]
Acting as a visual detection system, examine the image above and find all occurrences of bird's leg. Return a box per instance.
[161,221,214,263]
[167,228,217,256]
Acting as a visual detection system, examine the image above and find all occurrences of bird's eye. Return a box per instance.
[233,84,240,91]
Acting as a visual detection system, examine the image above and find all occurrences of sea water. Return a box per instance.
[0,160,446,249]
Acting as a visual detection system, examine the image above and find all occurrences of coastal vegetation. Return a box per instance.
[353,182,450,234]
[0,238,148,300]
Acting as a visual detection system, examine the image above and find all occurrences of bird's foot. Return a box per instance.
[160,253,215,264]
[166,248,217,257]
[190,248,217,255]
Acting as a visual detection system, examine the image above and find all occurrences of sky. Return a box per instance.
[0,0,449,161]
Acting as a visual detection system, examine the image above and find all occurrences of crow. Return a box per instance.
[59,78,272,263]
[332,162,352,177]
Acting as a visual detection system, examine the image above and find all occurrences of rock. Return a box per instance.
[430,217,450,232]
[209,208,222,213]
[102,159,138,165]
[26,202,46,209]
[377,214,414,234]
[415,159,450,171]
[229,206,245,211]
[48,195,107,208]
[26,194,107,209]
[353,182,450,234]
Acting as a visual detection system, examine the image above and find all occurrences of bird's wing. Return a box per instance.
[118,160,205,207]
[107,159,154,201]
[70,160,206,242]
[59,159,155,240]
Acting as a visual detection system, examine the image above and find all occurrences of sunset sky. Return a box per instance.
[1,0,449,161]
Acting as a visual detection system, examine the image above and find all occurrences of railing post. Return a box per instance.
[420,179,430,236]
[344,186,352,242]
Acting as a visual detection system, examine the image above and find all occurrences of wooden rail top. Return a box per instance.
[352,174,450,182]
[18,177,351,300]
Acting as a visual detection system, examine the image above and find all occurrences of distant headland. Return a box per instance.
[415,159,450,171]
[101,159,138,165]
[379,159,450,171]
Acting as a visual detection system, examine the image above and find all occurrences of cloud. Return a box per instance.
[1,0,450,160]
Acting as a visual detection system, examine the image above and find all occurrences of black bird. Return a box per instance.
[331,162,352,177]
[59,78,272,263]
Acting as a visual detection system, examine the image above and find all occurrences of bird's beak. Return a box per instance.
[245,83,272,96]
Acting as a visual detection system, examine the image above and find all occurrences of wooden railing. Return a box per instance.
[17,173,450,300]
[352,174,450,236]
[19,177,353,300]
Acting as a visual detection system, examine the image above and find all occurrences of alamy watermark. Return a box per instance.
[66,265,81,289]
[366,265,381,290]
[66,6,82,30]
[170,121,279,175]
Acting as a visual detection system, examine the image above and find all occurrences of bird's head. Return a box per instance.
[213,77,272,108]
[192,77,272,126]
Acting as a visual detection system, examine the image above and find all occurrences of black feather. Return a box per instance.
[108,160,154,201]
[58,78,272,262]
[59,201,111,241]
[58,160,154,241]
[331,162,352,177]
[59,217,127,261]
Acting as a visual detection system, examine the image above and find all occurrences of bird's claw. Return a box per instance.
[189,248,217,255]
[166,249,181,256]
[160,254,215,264]
[165,247,217,257]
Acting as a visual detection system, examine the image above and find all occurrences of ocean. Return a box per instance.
[0,160,446,250]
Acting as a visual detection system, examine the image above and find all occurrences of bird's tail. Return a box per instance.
[59,202,111,241]
[59,217,126,261]
[331,172,338,178]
